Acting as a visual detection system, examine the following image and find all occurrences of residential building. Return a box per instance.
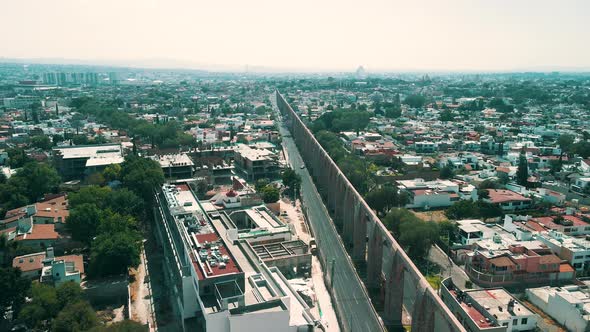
[536,231,590,271]
[466,237,574,288]
[1,194,69,230]
[0,218,59,250]
[484,189,531,211]
[13,248,84,284]
[441,278,538,331]
[397,178,478,209]
[526,284,590,332]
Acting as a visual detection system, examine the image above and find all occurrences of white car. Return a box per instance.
[300,165,305,169]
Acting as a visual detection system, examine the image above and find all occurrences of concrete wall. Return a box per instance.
[276,91,465,332]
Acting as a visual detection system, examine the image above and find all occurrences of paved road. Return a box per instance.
[273,100,384,332]
[428,245,478,290]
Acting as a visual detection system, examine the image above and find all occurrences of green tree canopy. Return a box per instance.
[0,267,31,319]
[516,152,529,187]
[56,282,84,310]
[120,156,165,202]
[439,164,455,179]
[89,229,142,277]
[12,162,61,202]
[365,185,408,215]
[88,320,148,332]
[260,185,280,203]
[445,199,503,220]
[67,203,103,244]
[52,301,98,332]
[403,94,426,108]
[19,283,60,329]
[31,135,52,150]
[282,168,301,197]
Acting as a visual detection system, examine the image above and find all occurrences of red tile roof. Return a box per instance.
[486,189,530,204]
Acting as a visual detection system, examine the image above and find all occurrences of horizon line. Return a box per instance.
[2,56,590,75]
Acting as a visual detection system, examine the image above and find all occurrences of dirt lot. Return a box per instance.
[411,210,449,222]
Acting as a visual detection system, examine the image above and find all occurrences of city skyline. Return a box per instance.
[1,0,590,72]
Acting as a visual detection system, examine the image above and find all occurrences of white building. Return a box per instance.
[441,278,538,331]
[536,231,590,271]
[397,178,478,209]
[527,285,590,332]
[154,182,316,331]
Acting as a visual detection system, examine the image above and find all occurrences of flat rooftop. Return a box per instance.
[193,232,241,280]
[53,144,122,159]
[245,207,283,229]
[153,153,194,167]
[468,288,533,321]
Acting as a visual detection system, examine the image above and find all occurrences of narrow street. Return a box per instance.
[428,245,479,290]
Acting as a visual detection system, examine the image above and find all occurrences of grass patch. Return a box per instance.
[426,275,443,290]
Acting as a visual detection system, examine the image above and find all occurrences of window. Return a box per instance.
[502,322,508,327]
[521,318,528,325]
[513,319,518,326]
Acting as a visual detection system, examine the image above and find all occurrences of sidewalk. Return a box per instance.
[129,244,156,331]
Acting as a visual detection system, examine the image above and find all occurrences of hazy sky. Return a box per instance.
[1,0,589,71]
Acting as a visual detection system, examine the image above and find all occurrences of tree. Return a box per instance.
[96,211,138,235]
[403,94,426,108]
[89,230,141,277]
[438,220,459,245]
[382,208,422,237]
[120,156,164,202]
[69,186,112,208]
[516,151,529,187]
[67,203,103,244]
[10,162,61,202]
[497,172,510,185]
[52,134,64,146]
[255,178,270,191]
[365,185,408,215]
[0,267,31,319]
[260,185,280,203]
[31,135,52,150]
[56,282,84,310]
[102,164,122,183]
[282,168,301,197]
[476,201,503,219]
[19,283,60,329]
[557,134,575,157]
[479,179,500,190]
[52,301,98,332]
[548,159,562,175]
[439,110,454,122]
[6,147,30,168]
[440,163,455,179]
[88,320,148,332]
[445,199,503,220]
[445,200,478,220]
[399,219,439,260]
[86,172,106,186]
[196,180,209,195]
[382,102,402,119]
[106,189,144,219]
